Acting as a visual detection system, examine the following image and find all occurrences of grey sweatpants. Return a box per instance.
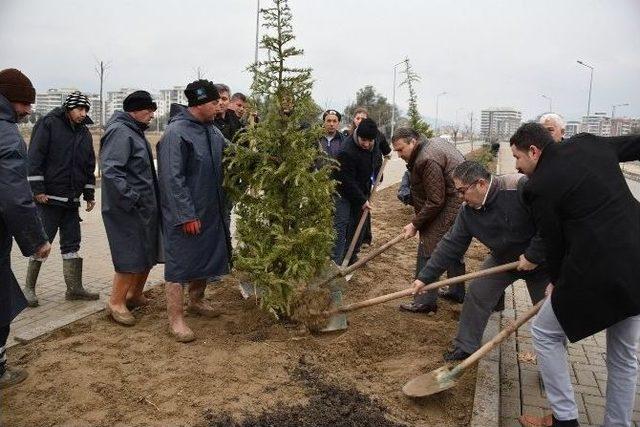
[532,298,640,425]
[453,255,547,354]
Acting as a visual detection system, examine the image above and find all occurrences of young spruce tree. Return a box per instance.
[401,58,434,138]
[224,0,335,317]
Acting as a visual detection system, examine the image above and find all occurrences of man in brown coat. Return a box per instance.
[392,127,465,314]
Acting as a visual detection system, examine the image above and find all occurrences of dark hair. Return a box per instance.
[453,160,491,184]
[509,122,553,151]
[392,127,420,143]
[214,83,230,95]
[231,92,246,102]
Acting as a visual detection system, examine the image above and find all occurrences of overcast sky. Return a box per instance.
[1,0,639,125]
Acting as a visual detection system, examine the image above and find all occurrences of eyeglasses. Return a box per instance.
[455,180,480,196]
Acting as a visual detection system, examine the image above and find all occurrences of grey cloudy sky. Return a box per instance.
[1,0,639,125]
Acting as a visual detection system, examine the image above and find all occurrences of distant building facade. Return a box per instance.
[480,108,522,141]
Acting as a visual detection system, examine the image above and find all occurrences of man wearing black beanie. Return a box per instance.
[100,90,161,326]
[332,118,378,265]
[156,80,231,342]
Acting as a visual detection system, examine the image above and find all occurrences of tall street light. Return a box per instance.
[611,103,629,120]
[577,60,594,118]
[541,94,552,112]
[390,58,408,137]
[435,91,448,133]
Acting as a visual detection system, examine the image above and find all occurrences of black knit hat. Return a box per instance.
[0,68,36,104]
[357,118,378,140]
[184,80,220,107]
[123,90,157,112]
[322,109,342,122]
[63,91,90,111]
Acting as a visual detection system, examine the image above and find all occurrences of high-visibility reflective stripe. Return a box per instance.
[27,176,44,181]
[46,195,69,202]
[84,184,95,189]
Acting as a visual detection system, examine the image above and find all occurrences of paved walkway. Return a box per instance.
[497,141,640,427]
[6,190,165,348]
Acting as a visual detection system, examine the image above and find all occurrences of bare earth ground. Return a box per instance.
[2,183,489,427]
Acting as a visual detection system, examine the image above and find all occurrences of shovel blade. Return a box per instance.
[402,365,458,397]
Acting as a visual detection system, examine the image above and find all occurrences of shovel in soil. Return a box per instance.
[340,156,390,279]
[323,261,519,317]
[312,232,410,333]
[402,298,545,398]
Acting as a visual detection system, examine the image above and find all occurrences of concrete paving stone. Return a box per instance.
[572,362,608,374]
[633,410,640,421]
[573,368,598,387]
[586,404,605,425]
[572,384,602,397]
[521,392,551,409]
[520,368,541,386]
[593,371,608,381]
[500,416,523,427]
[586,354,607,367]
[574,393,586,414]
[568,354,589,364]
[582,394,606,407]
[521,405,548,419]
[501,397,521,418]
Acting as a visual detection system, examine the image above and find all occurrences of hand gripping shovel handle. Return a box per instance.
[316,232,407,288]
[340,156,391,269]
[327,261,520,315]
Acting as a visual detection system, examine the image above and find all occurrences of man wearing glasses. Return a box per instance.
[411,160,548,361]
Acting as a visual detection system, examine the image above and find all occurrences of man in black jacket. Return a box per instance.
[332,118,378,264]
[0,68,51,388]
[511,123,640,427]
[24,91,99,307]
[213,83,242,141]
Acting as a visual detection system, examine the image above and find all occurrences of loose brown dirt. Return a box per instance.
[2,183,489,427]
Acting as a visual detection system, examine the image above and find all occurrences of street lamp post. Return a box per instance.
[435,91,447,133]
[390,58,408,137]
[611,103,629,120]
[541,94,552,112]
[577,60,594,118]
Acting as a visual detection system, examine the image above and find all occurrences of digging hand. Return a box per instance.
[34,193,48,204]
[545,283,554,297]
[34,241,51,259]
[403,222,417,239]
[86,200,96,212]
[412,279,427,295]
[362,200,372,212]
[516,254,537,271]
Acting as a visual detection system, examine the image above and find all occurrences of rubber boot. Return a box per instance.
[23,259,42,307]
[63,258,99,301]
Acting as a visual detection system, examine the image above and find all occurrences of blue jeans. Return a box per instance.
[332,196,363,264]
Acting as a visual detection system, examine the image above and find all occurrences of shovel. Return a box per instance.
[324,261,519,316]
[402,298,544,398]
[313,232,410,333]
[340,156,390,274]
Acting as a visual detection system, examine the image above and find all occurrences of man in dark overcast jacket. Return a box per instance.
[0,68,50,388]
[25,91,99,306]
[332,118,378,264]
[511,123,640,427]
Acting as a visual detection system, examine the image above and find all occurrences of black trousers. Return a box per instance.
[0,324,9,375]
[37,204,81,255]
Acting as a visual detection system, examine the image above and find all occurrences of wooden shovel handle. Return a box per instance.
[453,298,545,375]
[340,156,390,269]
[328,261,520,315]
[316,232,408,288]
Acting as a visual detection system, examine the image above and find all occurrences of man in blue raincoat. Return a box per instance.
[0,68,51,388]
[157,80,231,343]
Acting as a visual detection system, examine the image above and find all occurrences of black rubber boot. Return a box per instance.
[23,259,42,307]
[63,258,99,301]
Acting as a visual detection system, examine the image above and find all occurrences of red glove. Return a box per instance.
[182,219,202,235]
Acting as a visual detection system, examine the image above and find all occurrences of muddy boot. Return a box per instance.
[0,365,28,389]
[23,259,42,307]
[63,258,99,301]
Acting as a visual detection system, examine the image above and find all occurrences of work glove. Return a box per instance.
[182,219,202,235]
